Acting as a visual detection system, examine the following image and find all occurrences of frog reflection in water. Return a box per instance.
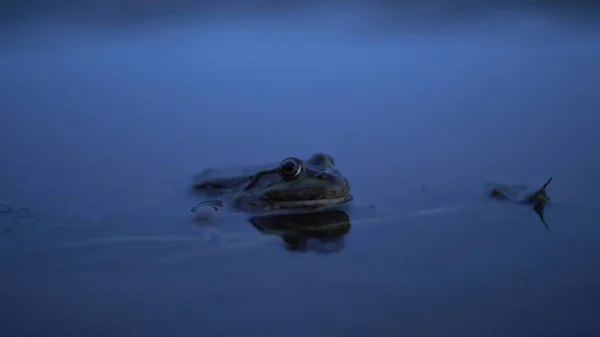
[250,209,352,253]
[190,153,353,217]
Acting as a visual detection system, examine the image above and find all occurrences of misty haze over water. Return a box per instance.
[1,3,600,337]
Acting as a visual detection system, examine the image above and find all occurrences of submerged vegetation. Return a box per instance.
[487,177,553,231]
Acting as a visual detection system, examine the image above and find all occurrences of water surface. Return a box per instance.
[1,7,600,337]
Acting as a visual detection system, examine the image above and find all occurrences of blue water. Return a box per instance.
[1,7,600,337]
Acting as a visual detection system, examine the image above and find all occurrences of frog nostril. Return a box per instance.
[316,173,327,180]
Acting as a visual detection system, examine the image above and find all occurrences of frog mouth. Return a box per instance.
[256,176,352,210]
[266,182,350,201]
[272,194,354,209]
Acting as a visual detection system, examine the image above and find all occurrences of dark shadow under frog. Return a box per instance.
[249,209,351,253]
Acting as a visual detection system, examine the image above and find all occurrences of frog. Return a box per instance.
[486,177,553,230]
[189,153,354,219]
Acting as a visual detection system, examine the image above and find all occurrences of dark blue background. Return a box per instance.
[1,3,600,337]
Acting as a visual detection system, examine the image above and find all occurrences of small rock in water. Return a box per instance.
[190,201,224,222]
[192,208,221,222]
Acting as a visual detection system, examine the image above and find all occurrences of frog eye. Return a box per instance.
[278,157,303,180]
[308,153,335,167]
[325,155,335,166]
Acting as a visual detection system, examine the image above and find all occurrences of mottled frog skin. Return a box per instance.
[191,153,353,214]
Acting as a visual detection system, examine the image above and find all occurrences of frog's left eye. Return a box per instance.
[279,157,303,180]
